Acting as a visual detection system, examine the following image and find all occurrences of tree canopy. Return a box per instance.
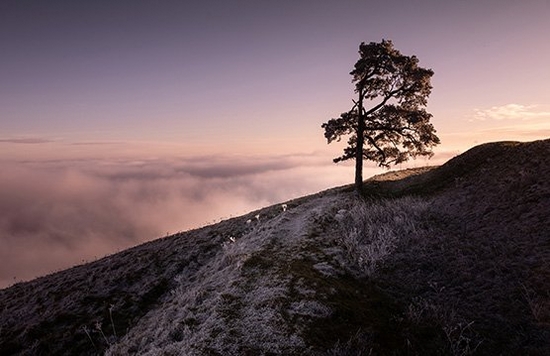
[322,39,440,194]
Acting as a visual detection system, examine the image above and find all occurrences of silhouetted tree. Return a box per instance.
[322,40,440,195]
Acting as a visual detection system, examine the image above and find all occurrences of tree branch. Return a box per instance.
[364,135,386,162]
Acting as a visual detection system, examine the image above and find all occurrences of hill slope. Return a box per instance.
[1,139,549,355]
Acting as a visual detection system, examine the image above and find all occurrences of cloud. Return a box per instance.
[0,138,53,144]
[0,153,353,288]
[68,141,124,146]
[473,104,550,121]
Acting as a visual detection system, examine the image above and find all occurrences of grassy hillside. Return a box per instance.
[1,139,549,355]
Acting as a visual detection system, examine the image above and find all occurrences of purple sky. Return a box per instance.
[1,0,549,287]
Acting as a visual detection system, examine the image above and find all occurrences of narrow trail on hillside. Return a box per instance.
[107,192,355,355]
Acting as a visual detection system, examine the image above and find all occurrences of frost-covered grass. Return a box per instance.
[337,196,430,277]
[335,196,487,355]
[106,193,351,355]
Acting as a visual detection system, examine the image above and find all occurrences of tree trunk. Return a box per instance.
[355,89,365,195]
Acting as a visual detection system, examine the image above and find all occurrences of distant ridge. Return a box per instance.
[1,139,549,355]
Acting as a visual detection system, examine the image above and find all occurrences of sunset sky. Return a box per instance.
[1,0,549,287]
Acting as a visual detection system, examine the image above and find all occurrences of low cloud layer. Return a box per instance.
[0,153,356,288]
